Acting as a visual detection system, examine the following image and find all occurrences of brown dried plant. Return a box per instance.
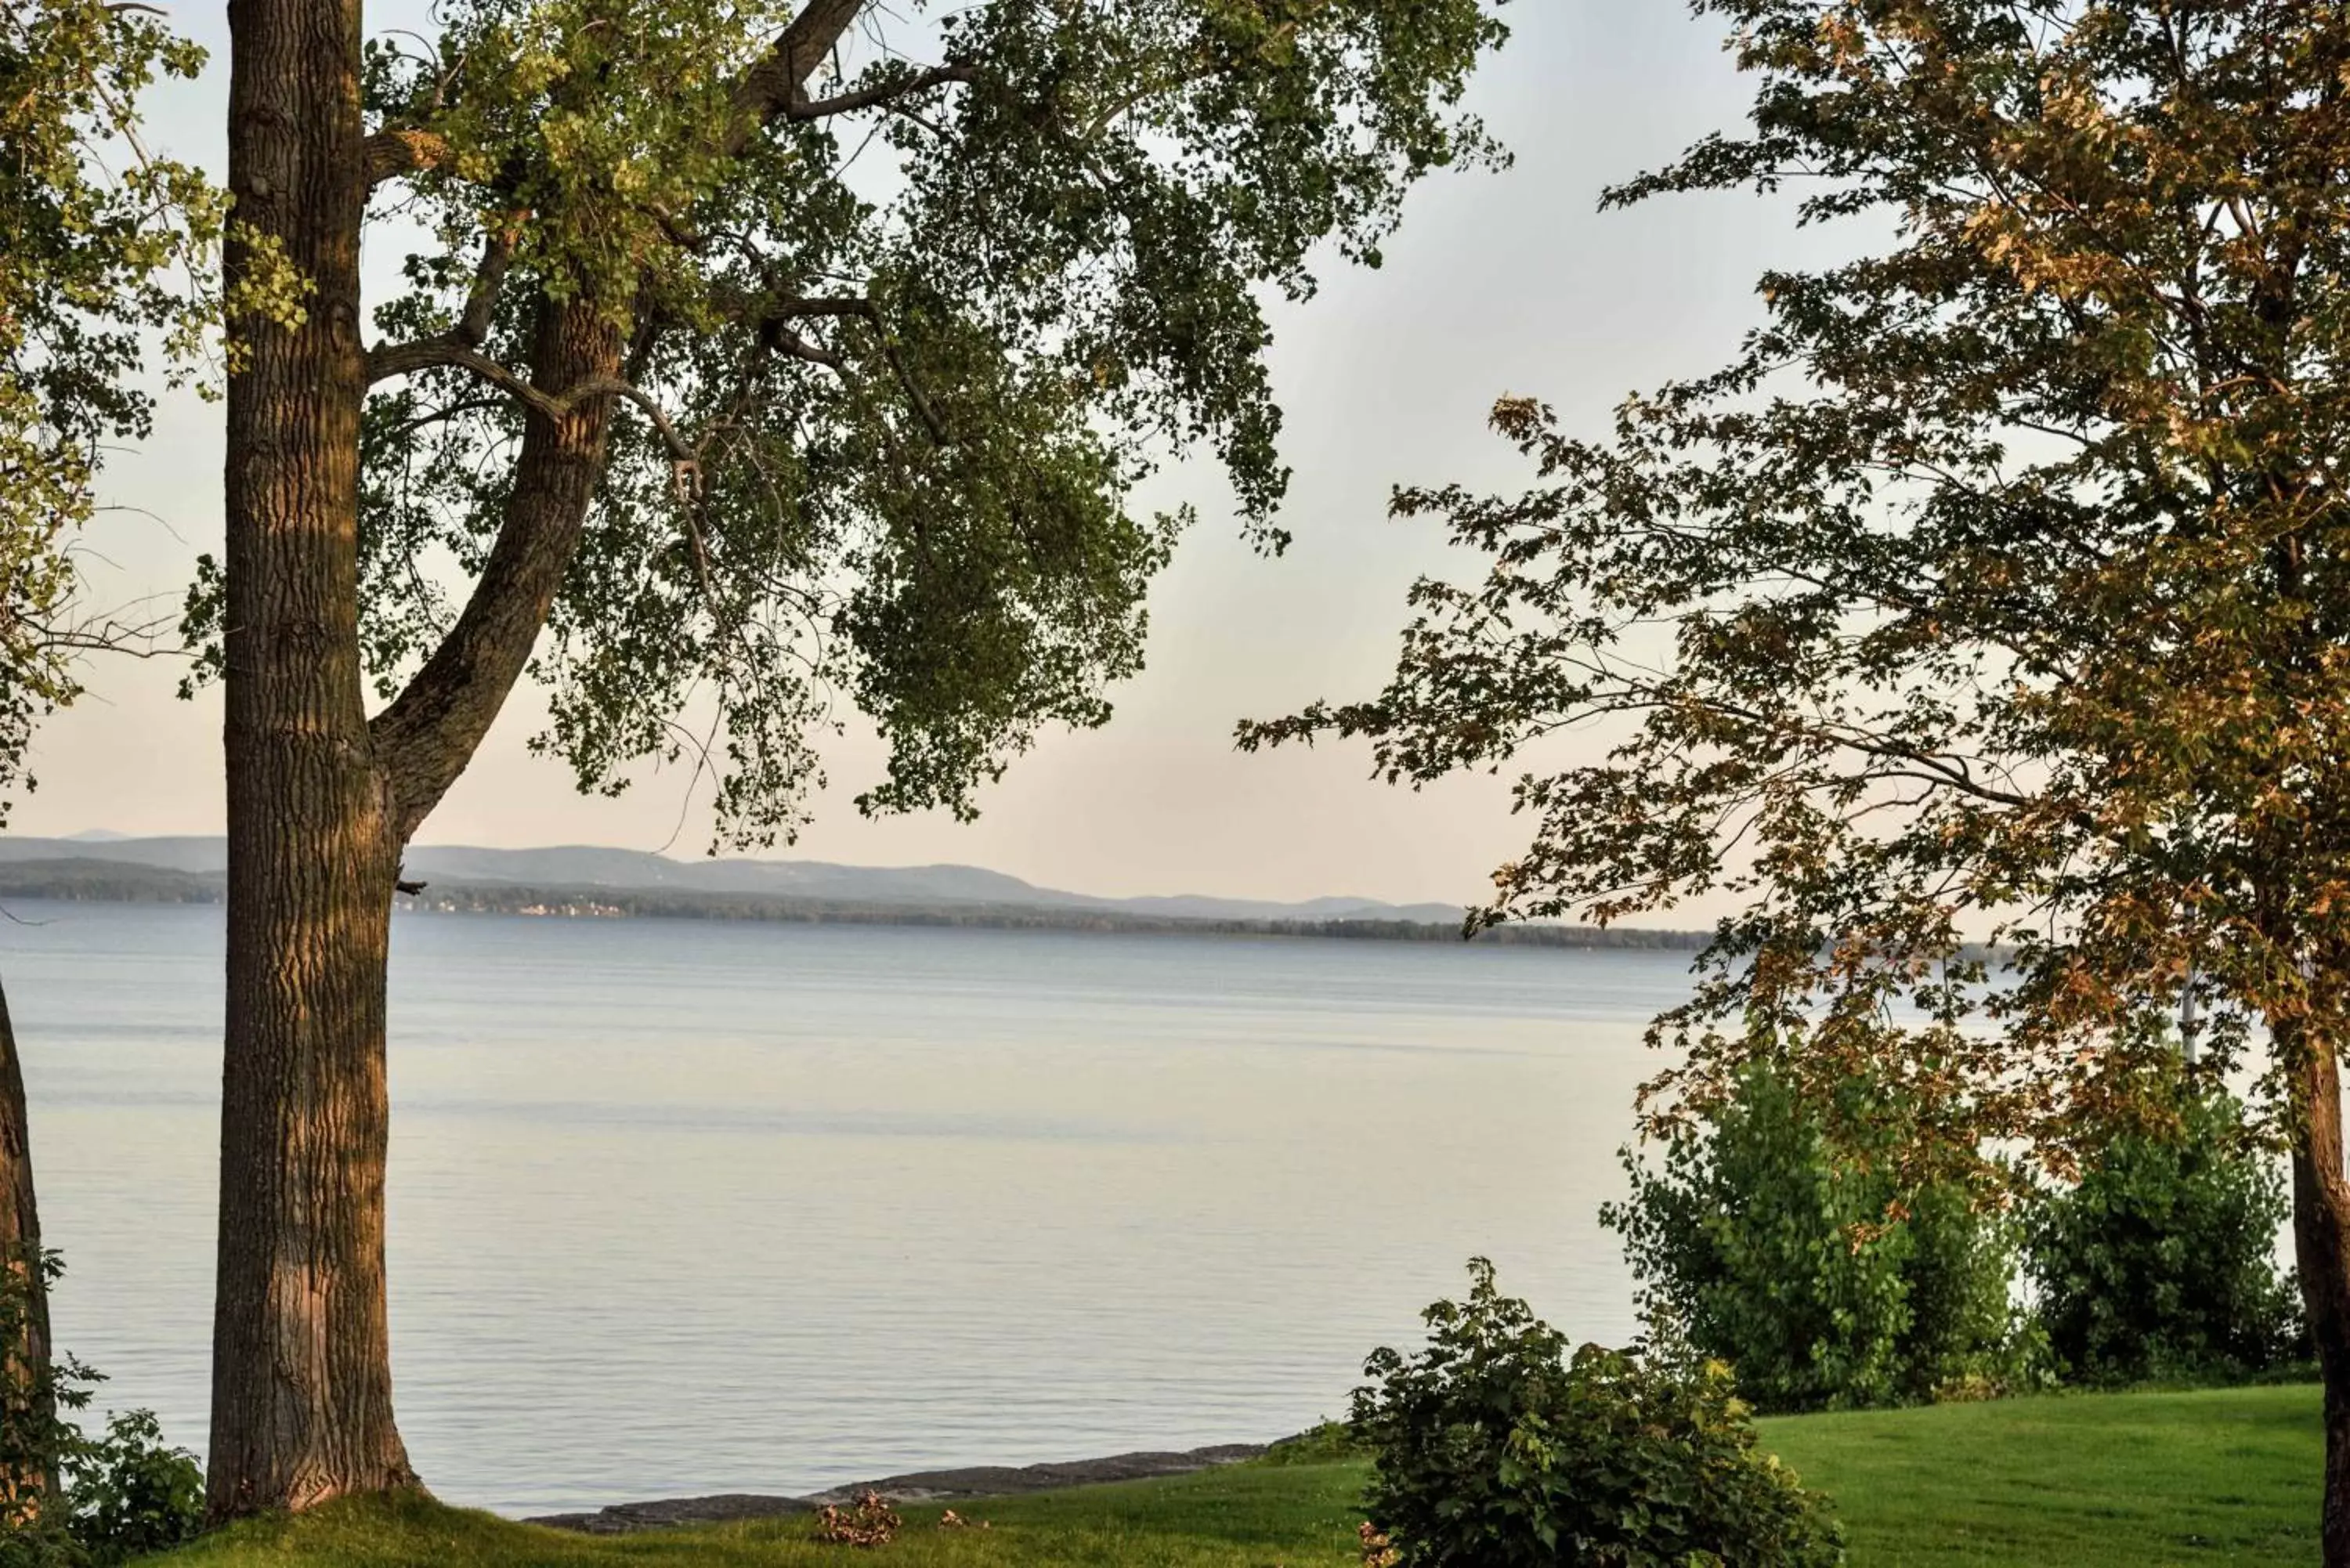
[812,1490,900,1548]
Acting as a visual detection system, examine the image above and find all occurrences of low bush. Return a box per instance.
[1351,1259,1842,1567]
[0,1251,201,1567]
[1604,1058,2031,1412]
[64,1411,203,1565]
[2024,1081,2305,1384]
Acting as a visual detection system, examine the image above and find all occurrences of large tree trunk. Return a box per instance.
[209,0,414,1517]
[0,976,53,1515]
[2289,1032,2350,1566]
[204,0,870,1519]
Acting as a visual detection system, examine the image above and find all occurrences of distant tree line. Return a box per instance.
[0,859,1711,949]
[0,862,220,905]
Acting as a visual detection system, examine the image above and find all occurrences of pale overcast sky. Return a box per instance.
[23,2,1827,907]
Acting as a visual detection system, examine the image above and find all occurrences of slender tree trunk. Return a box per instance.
[209,0,414,1517]
[2289,1031,2350,1566]
[0,976,52,1514]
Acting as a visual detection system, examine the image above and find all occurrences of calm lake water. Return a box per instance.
[7,901,1699,1516]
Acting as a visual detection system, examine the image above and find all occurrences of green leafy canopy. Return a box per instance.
[1606,1056,2033,1414]
[190,0,1511,845]
[1246,0,2350,1172]
[1,1,221,819]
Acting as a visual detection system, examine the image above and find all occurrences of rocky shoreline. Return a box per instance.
[525,1443,1269,1535]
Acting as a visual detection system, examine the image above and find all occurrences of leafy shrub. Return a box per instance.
[63,1412,201,1565]
[0,1515,71,1568]
[1603,1059,2030,1412]
[2024,1082,2305,1384]
[1351,1259,1842,1568]
[0,1251,201,1566]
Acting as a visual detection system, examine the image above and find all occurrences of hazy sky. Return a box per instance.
[24,2,1824,907]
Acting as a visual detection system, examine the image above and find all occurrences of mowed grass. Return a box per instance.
[150,1384,2322,1566]
[1762,1383,2322,1566]
[147,1465,1376,1568]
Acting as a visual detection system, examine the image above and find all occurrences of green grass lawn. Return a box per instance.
[146,1465,1372,1567]
[1760,1384,2321,1566]
[150,1384,2322,1566]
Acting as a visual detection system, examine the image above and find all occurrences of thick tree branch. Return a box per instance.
[362,127,448,190]
[366,334,520,394]
[730,0,870,149]
[370,305,628,841]
[457,229,515,346]
[765,323,847,374]
[367,0,886,838]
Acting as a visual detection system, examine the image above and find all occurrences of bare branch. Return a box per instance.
[728,294,951,441]
[765,323,847,374]
[787,63,979,121]
[365,335,696,462]
[367,334,551,409]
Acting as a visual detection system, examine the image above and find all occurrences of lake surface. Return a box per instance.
[7,901,1699,1516]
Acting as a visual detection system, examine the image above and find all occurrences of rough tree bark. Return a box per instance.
[212,0,868,1516]
[2290,1027,2350,1568]
[0,977,52,1512]
[211,0,414,1516]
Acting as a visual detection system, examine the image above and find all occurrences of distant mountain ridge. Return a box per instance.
[0,836,1472,926]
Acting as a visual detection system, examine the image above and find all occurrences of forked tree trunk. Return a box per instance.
[0,976,53,1513]
[208,0,863,1518]
[2289,1032,2350,1567]
[210,0,414,1516]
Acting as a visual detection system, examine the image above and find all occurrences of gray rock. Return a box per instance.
[526,1494,812,1536]
[524,1442,1269,1535]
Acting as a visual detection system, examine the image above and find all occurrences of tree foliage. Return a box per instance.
[1244,3,2350,1534]
[1605,1056,2030,1413]
[0,0,218,812]
[1246,0,2350,1183]
[0,14,215,1532]
[2024,1075,2305,1384]
[194,0,1509,845]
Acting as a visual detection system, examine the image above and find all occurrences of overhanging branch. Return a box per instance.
[364,335,696,461]
[724,294,952,442]
[787,63,980,120]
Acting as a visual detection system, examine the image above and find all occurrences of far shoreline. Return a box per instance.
[0,858,1715,950]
